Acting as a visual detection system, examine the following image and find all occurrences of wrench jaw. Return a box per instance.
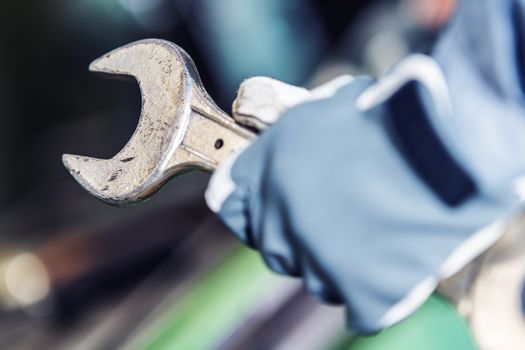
[63,39,255,206]
[63,39,195,206]
[62,155,121,206]
[62,153,166,206]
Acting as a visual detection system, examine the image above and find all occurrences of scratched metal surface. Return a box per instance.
[63,40,255,207]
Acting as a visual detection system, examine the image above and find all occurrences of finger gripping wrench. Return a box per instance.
[62,39,255,206]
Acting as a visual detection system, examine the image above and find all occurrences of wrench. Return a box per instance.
[63,39,256,206]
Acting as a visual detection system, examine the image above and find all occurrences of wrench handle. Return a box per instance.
[165,85,257,174]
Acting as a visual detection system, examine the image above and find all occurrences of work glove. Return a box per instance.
[205,60,518,332]
[206,0,525,333]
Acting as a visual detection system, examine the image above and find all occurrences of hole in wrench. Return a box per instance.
[214,139,224,150]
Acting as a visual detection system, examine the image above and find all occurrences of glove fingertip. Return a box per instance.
[217,183,256,248]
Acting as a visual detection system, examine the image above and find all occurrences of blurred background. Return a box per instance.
[0,0,455,348]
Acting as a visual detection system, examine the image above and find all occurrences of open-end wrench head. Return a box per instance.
[63,39,199,206]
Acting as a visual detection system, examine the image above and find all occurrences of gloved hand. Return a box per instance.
[205,65,517,332]
[204,0,525,333]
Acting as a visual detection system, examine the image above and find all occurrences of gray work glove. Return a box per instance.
[206,0,525,333]
[205,65,516,332]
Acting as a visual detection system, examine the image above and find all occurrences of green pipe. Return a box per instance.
[333,295,478,350]
[128,245,478,350]
[130,246,284,350]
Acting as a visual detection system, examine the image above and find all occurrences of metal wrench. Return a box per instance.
[63,39,255,206]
